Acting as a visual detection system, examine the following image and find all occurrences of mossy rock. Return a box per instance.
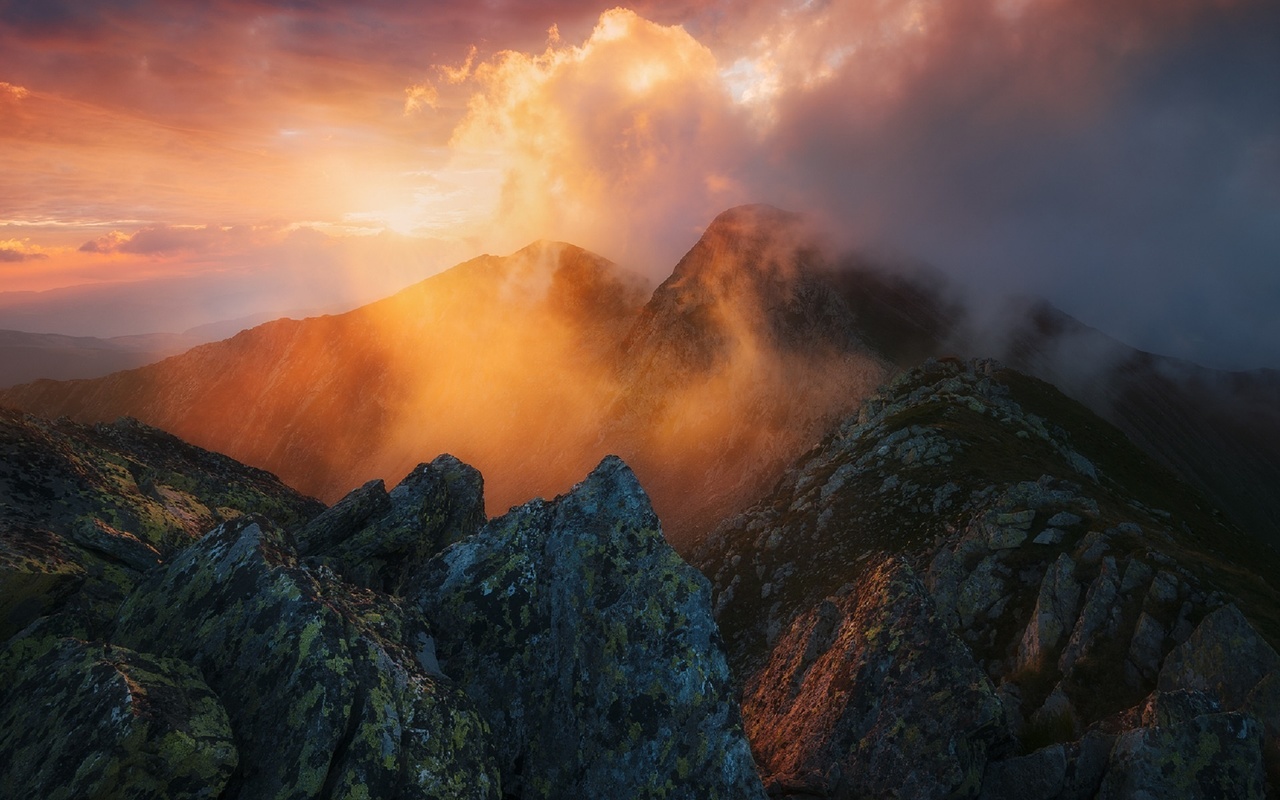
[0,637,238,799]
[414,456,765,799]
[113,515,500,800]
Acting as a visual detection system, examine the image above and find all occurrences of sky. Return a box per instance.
[0,0,1277,368]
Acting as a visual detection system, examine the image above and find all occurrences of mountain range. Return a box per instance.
[3,204,1277,552]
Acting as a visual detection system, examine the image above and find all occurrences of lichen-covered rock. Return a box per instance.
[1140,689,1221,727]
[113,515,500,800]
[0,637,237,800]
[298,454,485,593]
[743,558,1011,799]
[0,407,322,640]
[414,456,764,800]
[1097,712,1266,800]
[1058,557,1121,675]
[1158,604,1280,710]
[1018,553,1081,672]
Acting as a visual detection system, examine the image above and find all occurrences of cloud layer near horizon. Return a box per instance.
[1,0,1277,367]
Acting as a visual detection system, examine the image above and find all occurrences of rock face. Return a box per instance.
[743,558,1010,798]
[415,455,765,800]
[0,439,766,798]
[0,637,238,800]
[0,408,322,640]
[698,358,1280,798]
[113,515,500,800]
[296,453,485,592]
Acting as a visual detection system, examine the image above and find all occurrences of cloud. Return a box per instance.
[441,8,754,271]
[77,224,288,257]
[3,0,1277,367]
[0,248,44,262]
[0,239,50,262]
[431,1,1279,367]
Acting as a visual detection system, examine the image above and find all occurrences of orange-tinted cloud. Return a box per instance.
[436,8,753,272]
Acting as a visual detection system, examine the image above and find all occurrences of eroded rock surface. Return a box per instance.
[0,637,238,800]
[698,358,1280,798]
[415,455,765,800]
[114,515,500,800]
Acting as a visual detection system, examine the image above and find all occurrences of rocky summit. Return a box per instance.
[2,356,1280,798]
[0,411,763,799]
[697,357,1280,798]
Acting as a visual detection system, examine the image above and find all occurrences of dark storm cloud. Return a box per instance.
[738,0,1280,369]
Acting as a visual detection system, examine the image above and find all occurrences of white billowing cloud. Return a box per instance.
[438,8,755,272]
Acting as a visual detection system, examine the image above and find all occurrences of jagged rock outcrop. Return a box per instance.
[296,453,485,592]
[414,456,766,800]
[0,408,322,640]
[112,515,501,800]
[1,441,767,798]
[1158,604,1280,709]
[0,637,238,800]
[698,358,1280,797]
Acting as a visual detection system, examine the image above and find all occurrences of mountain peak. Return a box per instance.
[671,204,816,285]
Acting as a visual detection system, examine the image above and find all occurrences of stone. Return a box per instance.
[1032,528,1066,546]
[1146,570,1180,606]
[1140,689,1221,728]
[295,477,391,556]
[1058,731,1116,800]
[1125,611,1167,686]
[1097,712,1266,800]
[959,555,1007,627]
[743,558,1011,799]
[1119,559,1154,595]
[414,456,764,800]
[978,745,1067,800]
[995,510,1036,529]
[1046,511,1083,529]
[1245,671,1280,788]
[299,454,486,593]
[1075,531,1110,565]
[0,637,237,800]
[1058,558,1121,675]
[1017,553,1081,672]
[988,526,1028,549]
[1158,604,1280,710]
[114,516,500,800]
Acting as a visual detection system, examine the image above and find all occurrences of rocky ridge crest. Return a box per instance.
[698,357,1280,798]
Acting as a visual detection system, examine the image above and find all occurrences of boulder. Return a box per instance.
[1017,553,1081,672]
[414,456,764,800]
[1140,689,1221,728]
[113,515,500,800]
[1125,612,1167,686]
[978,744,1067,800]
[1059,558,1121,675]
[1158,604,1280,709]
[0,637,237,800]
[1097,712,1266,800]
